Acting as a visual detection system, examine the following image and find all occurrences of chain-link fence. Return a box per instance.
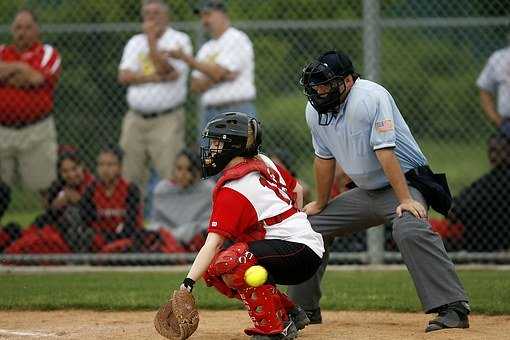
[1,0,509,265]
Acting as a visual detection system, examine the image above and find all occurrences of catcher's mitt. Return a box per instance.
[154,290,199,339]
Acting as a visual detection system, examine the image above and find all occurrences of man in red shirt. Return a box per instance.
[0,9,61,197]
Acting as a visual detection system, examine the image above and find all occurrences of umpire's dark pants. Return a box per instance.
[287,186,469,313]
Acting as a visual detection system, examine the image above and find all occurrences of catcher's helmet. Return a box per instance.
[300,50,355,125]
[200,112,262,178]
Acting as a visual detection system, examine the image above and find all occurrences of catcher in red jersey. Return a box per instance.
[157,112,324,340]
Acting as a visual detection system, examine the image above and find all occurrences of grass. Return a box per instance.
[1,211,40,228]
[1,185,43,227]
[0,270,509,314]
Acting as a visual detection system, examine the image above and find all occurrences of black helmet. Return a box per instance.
[200,112,262,178]
[300,50,355,125]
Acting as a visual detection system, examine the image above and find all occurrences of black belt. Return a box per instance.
[369,166,432,192]
[0,114,50,129]
[132,105,182,119]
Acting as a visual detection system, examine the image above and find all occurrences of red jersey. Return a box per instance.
[81,178,143,233]
[208,155,324,257]
[77,171,95,194]
[0,42,61,124]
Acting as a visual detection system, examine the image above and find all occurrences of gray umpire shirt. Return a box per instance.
[306,78,428,190]
[476,46,510,118]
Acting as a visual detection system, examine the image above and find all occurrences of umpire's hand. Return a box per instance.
[396,198,427,219]
[303,201,325,216]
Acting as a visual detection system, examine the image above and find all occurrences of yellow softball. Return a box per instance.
[244,265,268,287]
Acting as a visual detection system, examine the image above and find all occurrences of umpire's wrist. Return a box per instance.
[182,277,195,292]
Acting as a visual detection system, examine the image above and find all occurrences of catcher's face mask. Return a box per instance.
[200,112,260,179]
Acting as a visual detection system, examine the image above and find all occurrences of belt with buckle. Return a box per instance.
[132,105,182,119]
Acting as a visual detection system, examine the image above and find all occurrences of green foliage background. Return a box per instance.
[1,0,509,216]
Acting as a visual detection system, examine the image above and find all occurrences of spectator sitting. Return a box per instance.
[35,150,94,227]
[446,133,510,252]
[80,145,144,253]
[147,149,214,252]
[3,149,94,254]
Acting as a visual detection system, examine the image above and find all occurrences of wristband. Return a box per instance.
[182,277,195,292]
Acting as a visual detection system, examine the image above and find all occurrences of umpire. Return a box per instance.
[288,50,470,332]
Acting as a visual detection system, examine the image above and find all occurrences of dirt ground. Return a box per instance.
[1,310,509,340]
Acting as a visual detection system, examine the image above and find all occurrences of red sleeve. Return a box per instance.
[208,187,258,240]
[276,164,297,192]
[34,45,61,83]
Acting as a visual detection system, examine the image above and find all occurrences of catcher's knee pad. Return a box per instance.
[208,242,257,289]
[203,269,238,299]
[239,284,289,336]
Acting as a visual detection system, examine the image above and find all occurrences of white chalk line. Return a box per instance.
[0,329,56,337]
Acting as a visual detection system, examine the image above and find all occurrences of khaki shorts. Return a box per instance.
[0,116,57,191]
[119,109,185,192]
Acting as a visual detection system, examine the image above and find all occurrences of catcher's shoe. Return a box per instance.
[250,320,298,340]
[289,306,310,330]
[425,301,470,333]
[305,307,322,324]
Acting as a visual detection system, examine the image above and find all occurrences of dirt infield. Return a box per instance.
[1,310,508,339]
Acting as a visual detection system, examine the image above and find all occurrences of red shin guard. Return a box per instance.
[203,269,238,299]
[202,243,294,335]
[239,284,289,336]
[277,290,296,313]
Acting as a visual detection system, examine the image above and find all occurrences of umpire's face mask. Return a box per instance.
[301,61,346,125]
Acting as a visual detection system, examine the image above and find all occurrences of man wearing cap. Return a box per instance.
[169,0,256,133]
[118,0,192,193]
[287,50,471,333]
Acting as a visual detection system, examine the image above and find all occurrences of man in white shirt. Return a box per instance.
[118,0,192,192]
[477,38,510,137]
[169,0,256,134]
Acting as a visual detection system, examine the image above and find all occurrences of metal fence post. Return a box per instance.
[363,0,384,265]
[363,0,380,82]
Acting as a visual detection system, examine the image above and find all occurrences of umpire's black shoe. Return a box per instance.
[305,307,322,324]
[289,306,310,330]
[425,301,470,333]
